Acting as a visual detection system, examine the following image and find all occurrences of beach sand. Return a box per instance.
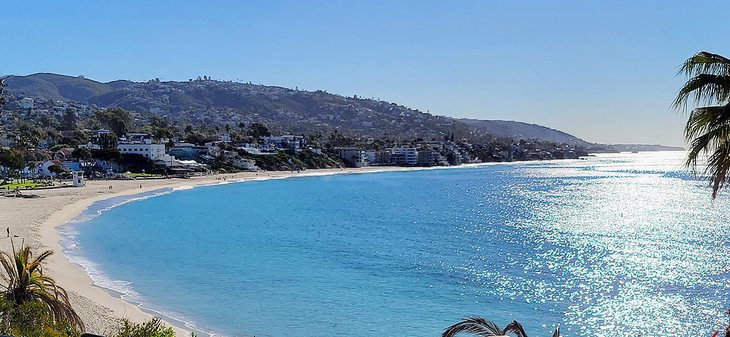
[0,167,417,336]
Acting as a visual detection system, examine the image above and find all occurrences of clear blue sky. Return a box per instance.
[3,0,728,146]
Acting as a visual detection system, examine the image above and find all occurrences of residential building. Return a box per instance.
[391,146,418,166]
[417,148,440,167]
[263,135,306,151]
[338,148,368,167]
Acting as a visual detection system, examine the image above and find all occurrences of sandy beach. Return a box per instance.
[0,166,418,336]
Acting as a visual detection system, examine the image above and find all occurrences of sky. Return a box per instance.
[3,1,729,147]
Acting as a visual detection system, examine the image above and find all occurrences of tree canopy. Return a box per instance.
[95,108,132,137]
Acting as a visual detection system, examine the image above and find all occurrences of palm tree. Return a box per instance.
[0,242,84,331]
[674,51,730,198]
[441,316,559,337]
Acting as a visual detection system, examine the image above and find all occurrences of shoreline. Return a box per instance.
[8,166,432,335]
[4,158,587,335]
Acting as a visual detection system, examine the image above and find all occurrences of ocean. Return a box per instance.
[61,152,730,336]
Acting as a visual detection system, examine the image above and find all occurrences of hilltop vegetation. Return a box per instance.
[4,73,600,146]
[459,118,590,146]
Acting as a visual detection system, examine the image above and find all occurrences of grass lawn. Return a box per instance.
[128,173,162,178]
[0,180,43,190]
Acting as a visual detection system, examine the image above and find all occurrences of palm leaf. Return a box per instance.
[503,320,528,337]
[682,104,730,197]
[0,242,84,331]
[674,74,730,109]
[678,51,730,77]
[551,324,560,337]
[441,316,505,337]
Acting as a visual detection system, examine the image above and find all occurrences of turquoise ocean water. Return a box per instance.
[61,152,730,336]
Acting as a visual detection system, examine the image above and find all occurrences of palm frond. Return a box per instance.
[705,139,730,198]
[682,103,730,198]
[503,320,528,337]
[684,105,730,142]
[674,74,730,109]
[0,242,84,331]
[441,316,504,337]
[678,51,730,77]
[551,324,560,337]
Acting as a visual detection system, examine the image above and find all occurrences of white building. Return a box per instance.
[232,158,259,171]
[118,142,166,160]
[392,147,418,166]
[263,135,306,150]
[20,98,34,109]
[117,133,177,165]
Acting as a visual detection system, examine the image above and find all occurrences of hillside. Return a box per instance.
[458,119,590,146]
[4,73,121,102]
[5,73,608,146]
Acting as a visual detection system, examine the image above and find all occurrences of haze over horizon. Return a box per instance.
[3,1,729,147]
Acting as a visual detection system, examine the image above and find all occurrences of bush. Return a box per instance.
[113,317,175,337]
[0,297,79,337]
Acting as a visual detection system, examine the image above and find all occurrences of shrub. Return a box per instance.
[0,296,79,337]
[113,317,175,337]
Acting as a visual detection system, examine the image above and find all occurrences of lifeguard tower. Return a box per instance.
[72,172,85,187]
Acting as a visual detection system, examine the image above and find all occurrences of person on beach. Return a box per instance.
[5,227,8,238]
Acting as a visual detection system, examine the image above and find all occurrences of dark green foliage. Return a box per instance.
[119,153,154,173]
[0,244,83,332]
[248,122,272,138]
[62,108,78,131]
[73,148,93,160]
[0,149,25,171]
[15,121,45,148]
[675,51,730,197]
[112,318,174,337]
[233,150,341,171]
[92,148,122,162]
[95,108,132,137]
[184,132,214,145]
[48,164,67,175]
[0,297,79,337]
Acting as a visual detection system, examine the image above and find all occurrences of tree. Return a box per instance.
[48,164,66,176]
[0,296,78,337]
[0,149,25,174]
[674,51,730,197]
[72,147,93,161]
[60,108,77,131]
[113,317,175,337]
[0,78,5,112]
[15,122,44,149]
[97,132,119,150]
[442,317,559,337]
[92,148,122,163]
[0,244,83,331]
[95,108,132,137]
[248,122,271,138]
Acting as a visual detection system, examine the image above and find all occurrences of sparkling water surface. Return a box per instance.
[63,152,730,336]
